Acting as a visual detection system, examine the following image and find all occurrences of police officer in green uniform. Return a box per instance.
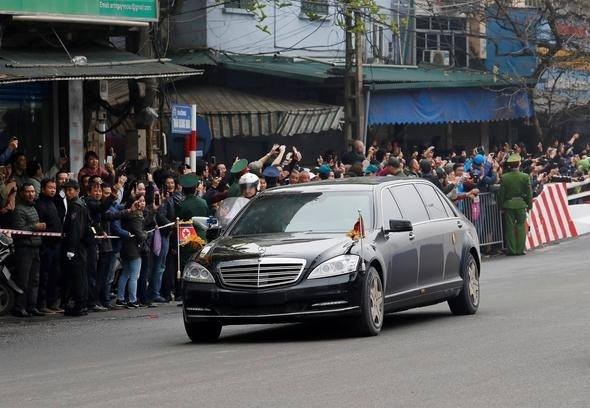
[499,153,532,255]
[178,173,209,240]
[176,174,209,277]
[227,159,249,197]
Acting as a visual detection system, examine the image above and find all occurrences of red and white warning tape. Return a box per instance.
[0,229,63,237]
[0,221,179,240]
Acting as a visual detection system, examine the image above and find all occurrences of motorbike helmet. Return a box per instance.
[239,173,260,192]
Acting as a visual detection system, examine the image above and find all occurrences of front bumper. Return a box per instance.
[182,272,363,324]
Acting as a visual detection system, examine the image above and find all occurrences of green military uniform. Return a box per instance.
[227,180,241,198]
[178,173,209,239]
[498,154,532,255]
[177,174,210,268]
[228,159,248,197]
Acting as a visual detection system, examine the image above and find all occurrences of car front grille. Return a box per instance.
[218,258,306,289]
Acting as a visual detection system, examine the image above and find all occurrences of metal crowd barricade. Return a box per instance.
[456,192,504,247]
[565,178,590,203]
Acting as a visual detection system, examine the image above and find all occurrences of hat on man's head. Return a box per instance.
[444,162,455,174]
[262,165,280,179]
[419,159,432,173]
[435,167,446,179]
[473,154,485,166]
[506,153,522,164]
[62,180,80,190]
[179,173,200,188]
[317,164,331,180]
[318,165,331,175]
[248,161,262,176]
[349,162,364,177]
[230,158,249,174]
[387,157,401,168]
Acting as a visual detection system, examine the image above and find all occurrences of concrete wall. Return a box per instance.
[171,0,393,59]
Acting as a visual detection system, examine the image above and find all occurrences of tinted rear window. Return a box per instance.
[390,184,429,223]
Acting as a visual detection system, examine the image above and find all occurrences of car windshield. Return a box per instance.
[228,191,373,236]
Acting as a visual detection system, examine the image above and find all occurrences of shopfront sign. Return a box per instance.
[171,104,193,134]
[0,0,158,22]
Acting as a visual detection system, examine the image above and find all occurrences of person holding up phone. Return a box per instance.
[116,195,147,309]
[0,137,18,165]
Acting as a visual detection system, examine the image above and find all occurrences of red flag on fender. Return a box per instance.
[178,225,198,244]
[347,214,365,240]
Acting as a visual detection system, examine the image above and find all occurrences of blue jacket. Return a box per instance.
[0,146,15,165]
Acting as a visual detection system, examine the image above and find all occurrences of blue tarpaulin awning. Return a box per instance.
[368,87,533,125]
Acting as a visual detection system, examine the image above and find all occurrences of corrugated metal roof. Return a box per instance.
[172,50,527,88]
[0,47,202,84]
[173,85,343,138]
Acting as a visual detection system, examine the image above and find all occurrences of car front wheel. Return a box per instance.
[353,266,384,336]
[184,321,222,343]
[448,252,480,315]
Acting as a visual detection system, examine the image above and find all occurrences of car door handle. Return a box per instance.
[457,221,463,229]
[408,232,415,241]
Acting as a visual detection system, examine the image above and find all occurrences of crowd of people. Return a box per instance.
[1,132,589,318]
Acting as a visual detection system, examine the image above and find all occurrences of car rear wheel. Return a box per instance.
[0,281,15,316]
[184,321,222,343]
[448,252,479,315]
[353,267,384,336]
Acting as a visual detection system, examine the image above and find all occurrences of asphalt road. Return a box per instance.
[1,237,589,408]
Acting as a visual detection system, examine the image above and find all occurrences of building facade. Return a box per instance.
[0,1,198,174]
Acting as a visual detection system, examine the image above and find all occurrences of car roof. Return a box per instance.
[265,176,423,194]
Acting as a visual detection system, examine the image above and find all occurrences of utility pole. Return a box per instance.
[343,10,354,142]
[343,7,365,143]
[355,11,365,144]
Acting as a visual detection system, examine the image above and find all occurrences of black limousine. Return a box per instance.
[182,177,481,342]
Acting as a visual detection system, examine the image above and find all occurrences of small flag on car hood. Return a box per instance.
[347,214,365,240]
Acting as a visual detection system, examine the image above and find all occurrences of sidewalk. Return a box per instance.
[0,303,182,327]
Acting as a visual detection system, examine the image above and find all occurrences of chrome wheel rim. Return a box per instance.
[467,260,479,307]
[369,274,384,328]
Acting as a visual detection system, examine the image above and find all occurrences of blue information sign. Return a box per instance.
[171,104,192,134]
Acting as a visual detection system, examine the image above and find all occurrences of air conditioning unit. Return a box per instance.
[423,50,451,66]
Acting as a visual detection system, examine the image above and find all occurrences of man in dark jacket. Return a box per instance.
[11,183,45,317]
[154,180,184,302]
[420,159,443,190]
[54,171,69,223]
[35,178,63,313]
[83,181,117,312]
[61,180,93,316]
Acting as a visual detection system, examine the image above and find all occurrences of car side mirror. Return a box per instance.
[385,219,413,233]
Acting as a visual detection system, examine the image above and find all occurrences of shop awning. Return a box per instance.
[368,87,533,125]
[174,86,343,138]
[0,47,202,84]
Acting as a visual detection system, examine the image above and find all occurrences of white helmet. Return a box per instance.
[239,173,260,191]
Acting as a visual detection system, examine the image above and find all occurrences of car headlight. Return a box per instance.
[183,262,215,283]
[307,255,360,279]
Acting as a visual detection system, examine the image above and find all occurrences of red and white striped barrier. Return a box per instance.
[526,183,578,250]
